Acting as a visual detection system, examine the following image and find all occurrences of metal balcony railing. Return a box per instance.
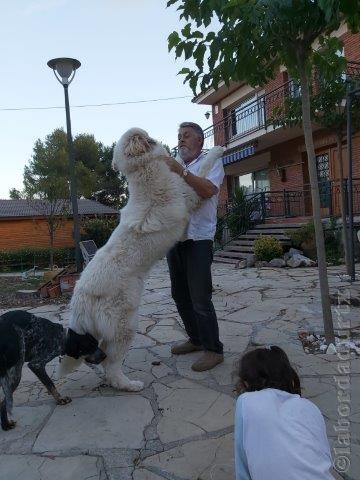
[171,61,360,156]
[218,178,360,222]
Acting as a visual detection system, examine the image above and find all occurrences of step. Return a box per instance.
[246,229,292,235]
[256,223,306,229]
[238,234,291,241]
[230,240,255,246]
[214,250,251,259]
[213,256,240,264]
[224,245,254,253]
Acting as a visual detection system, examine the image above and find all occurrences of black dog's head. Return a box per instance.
[65,329,106,364]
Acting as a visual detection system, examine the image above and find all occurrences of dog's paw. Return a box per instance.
[126,380,144,392]
[109,378,144,392]
[2,420,16,431]
[57,396,72,405]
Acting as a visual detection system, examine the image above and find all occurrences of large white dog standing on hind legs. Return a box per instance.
[58,128,224,391]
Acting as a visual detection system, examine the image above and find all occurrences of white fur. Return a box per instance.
[60,128,224,391]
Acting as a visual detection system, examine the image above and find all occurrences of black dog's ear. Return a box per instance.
[84,333,99,350]
[65,329,99,359]
[65,329,81,358]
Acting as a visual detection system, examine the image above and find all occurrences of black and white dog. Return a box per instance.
[0,310,106,431]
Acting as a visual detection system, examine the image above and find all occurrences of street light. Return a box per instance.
[346,80,360,282]
[47,57,82,272]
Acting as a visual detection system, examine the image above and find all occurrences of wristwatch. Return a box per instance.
[182,168,188,178]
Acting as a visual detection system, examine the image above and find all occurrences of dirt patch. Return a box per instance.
[0,276,70,309]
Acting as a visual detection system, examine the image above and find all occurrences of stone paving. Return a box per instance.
[0,260,359,480]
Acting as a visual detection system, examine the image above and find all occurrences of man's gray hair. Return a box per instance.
[179,122,204,144]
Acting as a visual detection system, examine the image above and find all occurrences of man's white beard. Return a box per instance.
[178,146,194,162]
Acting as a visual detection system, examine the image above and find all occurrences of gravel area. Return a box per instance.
[0,276,69,309]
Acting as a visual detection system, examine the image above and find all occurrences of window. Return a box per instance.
[230,94,265,138]
[316,153,331,208]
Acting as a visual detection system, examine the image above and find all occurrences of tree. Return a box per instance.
[20,128,128,267]
[92,143,128,210]
[9,188,22,199]
[167,0,360,344]
[272,51,360,274]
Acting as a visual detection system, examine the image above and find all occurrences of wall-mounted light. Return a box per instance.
[205,111,210,120]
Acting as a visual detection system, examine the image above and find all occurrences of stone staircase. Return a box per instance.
[214,222,306,265]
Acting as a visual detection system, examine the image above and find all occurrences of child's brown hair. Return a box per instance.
[236,346,301,395]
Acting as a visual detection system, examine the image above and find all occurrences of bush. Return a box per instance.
[286,223,315,248]
[215,187,261,246]
[254,235,283,261]
[0,247,75,272]
[286,220,343,263]
[81,216,119,248]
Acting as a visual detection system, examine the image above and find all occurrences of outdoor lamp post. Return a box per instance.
[47,57,82,272]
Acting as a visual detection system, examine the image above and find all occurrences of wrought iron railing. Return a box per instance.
[218,178,360,225]
[194,61,360,153]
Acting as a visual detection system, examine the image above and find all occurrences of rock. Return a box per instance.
[16,289,39,299]
[286,253,316,268]
[255,261,269,268]
[284,248,303,261]
[246,254,256,268]
[235,259,247,269]
[269,258,286,268]
[326,343,337,354]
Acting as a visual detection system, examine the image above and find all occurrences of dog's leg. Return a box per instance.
[101,336,144,392]
[0,363,21,430]
[1,377,15,430]
[28,363,71,405]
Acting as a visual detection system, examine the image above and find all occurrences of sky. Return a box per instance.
[0,0,211,198]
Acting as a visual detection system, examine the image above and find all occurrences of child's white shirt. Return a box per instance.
[235,388,334,480]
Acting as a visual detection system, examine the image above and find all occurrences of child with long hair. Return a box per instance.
[234,346,335,480]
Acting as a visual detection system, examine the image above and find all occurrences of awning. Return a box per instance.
[222,143,255,166]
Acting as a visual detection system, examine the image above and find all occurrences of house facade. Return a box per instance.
[194,24,360,223]
[0,199,119,251]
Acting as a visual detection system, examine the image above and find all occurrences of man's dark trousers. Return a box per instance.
[167,239,223,354]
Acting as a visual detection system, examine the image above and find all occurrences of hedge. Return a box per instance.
[0,247,75,272]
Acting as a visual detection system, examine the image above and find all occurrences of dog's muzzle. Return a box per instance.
[85,348,107,364]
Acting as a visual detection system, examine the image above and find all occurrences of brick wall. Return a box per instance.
[212,103,226,146]
[0,218,76,251]
[343,32,360,61]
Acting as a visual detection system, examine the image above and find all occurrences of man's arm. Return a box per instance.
[163,157,218,199]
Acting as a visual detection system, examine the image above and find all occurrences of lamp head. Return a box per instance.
[47,57,81,86]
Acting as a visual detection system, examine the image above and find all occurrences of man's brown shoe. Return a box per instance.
[171,340,203,355]
[191,351,224,372]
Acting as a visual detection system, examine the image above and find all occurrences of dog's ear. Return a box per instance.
[124,134,152,157]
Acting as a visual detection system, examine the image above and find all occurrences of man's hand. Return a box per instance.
[160,156,184,176]
[159,155,217,199]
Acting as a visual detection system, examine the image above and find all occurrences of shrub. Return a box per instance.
[81,216,119,248]
[215,187,261,246]
[286,223,315,248]
[254,235,283,262]
[286,220,343,263]
[0,247,75,272]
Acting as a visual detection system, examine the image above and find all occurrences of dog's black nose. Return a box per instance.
[85,348,107,365]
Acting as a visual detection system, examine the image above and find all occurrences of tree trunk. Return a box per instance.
[299,67,335,344]
[336,133,350,274]
[49,226,54,271]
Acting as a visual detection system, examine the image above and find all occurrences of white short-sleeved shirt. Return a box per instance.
[179,151,225,241]
[235,389,334,480]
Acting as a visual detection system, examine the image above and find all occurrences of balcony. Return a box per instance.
[198,61,360,157]
[220,178,360,221]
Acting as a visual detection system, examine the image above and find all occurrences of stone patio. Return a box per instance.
[0,260,359,479]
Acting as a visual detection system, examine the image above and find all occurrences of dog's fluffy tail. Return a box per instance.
[56,355,84,378]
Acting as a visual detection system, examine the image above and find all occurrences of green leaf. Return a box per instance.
[181,23,191,38]
[168,31,181,51]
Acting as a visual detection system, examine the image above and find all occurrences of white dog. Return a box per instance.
[59,128,224,391]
